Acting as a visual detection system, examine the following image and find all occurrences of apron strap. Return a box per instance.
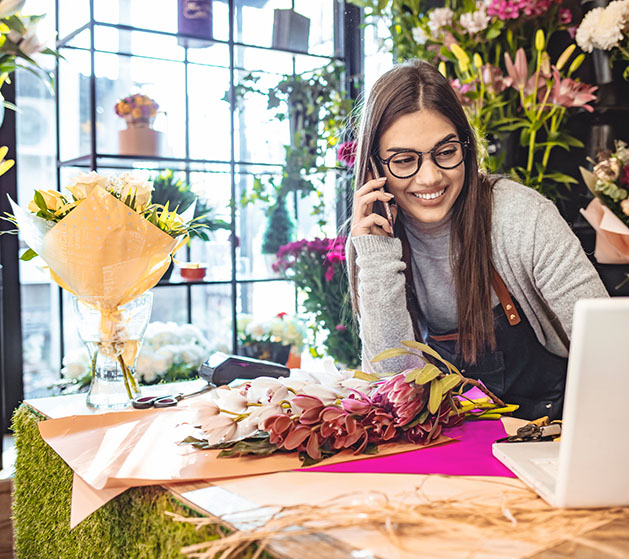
[491,268,521,326]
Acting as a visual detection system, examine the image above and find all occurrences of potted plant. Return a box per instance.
[150,169,230,280]
[261,194,294,272]
[115,93,165,157]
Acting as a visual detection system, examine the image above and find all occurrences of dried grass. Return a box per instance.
[168,475,629,559]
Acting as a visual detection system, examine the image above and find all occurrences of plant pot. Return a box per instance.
[118,125,165,157]
[72,292,153,409]
[239,342,291,365]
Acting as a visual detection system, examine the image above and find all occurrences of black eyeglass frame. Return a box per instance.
[376,139,469,179]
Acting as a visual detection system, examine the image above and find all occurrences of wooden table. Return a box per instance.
[16,382,629,559]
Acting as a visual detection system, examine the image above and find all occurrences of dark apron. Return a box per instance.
[397,224,568,421]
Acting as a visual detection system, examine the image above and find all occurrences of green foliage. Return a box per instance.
[234,62,354,228]
[10,404,272,559]
[150,169,230,241]
[261,196,294,255]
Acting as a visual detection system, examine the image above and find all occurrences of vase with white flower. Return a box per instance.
[115,93,165,157]
[3,170,211,408]
[576,0,629,81]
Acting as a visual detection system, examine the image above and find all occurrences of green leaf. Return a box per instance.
[417,408,430,425]
[404,367,424,383]
[20,248,38,261]
[428,378,444,414]
[439,374,462,394]
[370,347,413,363]
[363,442,379,455]
[401,340,459,374]
[33,190,48,213]
[414,363,442,385]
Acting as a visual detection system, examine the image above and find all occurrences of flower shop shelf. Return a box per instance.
[58,154,283,174]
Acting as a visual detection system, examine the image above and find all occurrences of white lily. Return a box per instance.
[0,0,26,19]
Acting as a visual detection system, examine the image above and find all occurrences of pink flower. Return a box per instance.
[620,166,629,188]
[372,372,428,427]
[481,64,512,95]
[559,8,571,24]
[320,407,367,450]
[341,391,372,415]
[335,324,347,332]
[550,68,597,112]
[324,265,335,282]
[264,414,295,446]
[361,408,397,443]
[291,394,325,424]
[505,48,529,91]
[337,140,357,167]
[488,0,520,20]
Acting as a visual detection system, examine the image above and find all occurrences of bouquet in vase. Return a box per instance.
[4,171,209,407]
[580,140,629,265]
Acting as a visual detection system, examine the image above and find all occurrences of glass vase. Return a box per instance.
[72,292,153,409]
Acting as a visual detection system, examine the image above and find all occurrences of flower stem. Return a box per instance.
[117,355,133,400]
[460,377,506,408]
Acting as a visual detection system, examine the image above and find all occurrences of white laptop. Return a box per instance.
[493,297,629,508]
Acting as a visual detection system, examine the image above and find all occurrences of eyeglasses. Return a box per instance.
[377,139,468,179]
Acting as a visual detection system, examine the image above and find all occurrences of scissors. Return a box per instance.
[131,383,213,409]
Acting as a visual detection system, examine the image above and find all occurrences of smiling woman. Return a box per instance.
[346,59,609,422]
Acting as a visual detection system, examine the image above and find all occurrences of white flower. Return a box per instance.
[7,18,47,57]
[60,347,90,380]
[460,7,490,35]
[136,353,159,383]
[66,171,109,200]
[576,1,629,52]
[0,0,26,19]
[117,173,153,209]
[428,7,454,36]
[412,26,428,44]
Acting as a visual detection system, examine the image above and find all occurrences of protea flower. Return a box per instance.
[372,372,428,427]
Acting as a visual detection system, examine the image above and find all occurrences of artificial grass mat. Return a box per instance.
[11,404,268,559]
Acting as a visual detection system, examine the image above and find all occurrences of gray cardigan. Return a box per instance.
[351,178,609,373]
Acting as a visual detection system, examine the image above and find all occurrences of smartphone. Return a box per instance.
[369,156,394,235]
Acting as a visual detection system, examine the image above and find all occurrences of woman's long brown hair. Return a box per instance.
[347,59,497,363]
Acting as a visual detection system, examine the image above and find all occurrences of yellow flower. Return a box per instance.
[0,145,14,177]
[132,107,142,119]
[28,189,64,213]
[535,29,545,52]
[119,102,131,114]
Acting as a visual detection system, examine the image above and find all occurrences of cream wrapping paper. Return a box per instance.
[35,397,450,527]
[10,186,181,308]
[580,198,629,264]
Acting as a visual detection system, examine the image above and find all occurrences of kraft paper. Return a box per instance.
[580,197,629,264]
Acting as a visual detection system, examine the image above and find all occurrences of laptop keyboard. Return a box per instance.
[531,457,559,477]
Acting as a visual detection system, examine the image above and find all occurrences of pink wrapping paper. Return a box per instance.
[581,198,629,264]
[306,419,515,477]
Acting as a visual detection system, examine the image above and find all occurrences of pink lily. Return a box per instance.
[550,67,597,112]
[504,48,529,91]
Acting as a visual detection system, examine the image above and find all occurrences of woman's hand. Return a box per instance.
[351,177,396,237]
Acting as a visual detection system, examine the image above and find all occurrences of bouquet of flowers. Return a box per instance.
[114,93,159,127]
[576,0,629,80]
[238,312,307,365]
[273,237,361,368]
[184,342,515,466]
[4,171,209,402]
[580,140,629,264]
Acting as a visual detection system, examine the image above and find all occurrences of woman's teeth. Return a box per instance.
[412,188,446,200]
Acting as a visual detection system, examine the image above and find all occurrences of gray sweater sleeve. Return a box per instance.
[351,235,425,373]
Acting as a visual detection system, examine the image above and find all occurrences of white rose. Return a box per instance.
[118,173,153,209]
[60,347,90,379]
[66,171,109,200]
